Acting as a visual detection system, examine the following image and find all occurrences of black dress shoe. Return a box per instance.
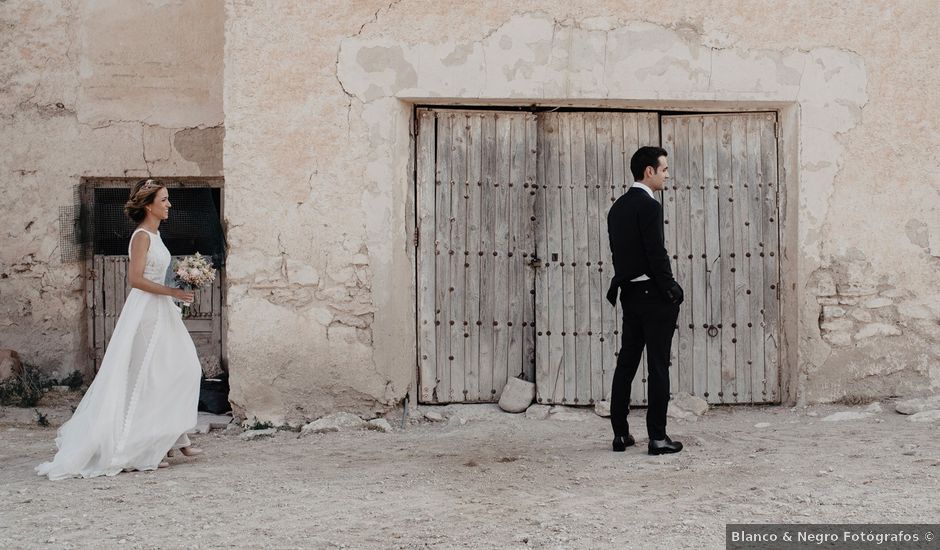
[648,436,683,455]
[612,434,636,452]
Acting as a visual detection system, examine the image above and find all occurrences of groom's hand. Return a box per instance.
[665,282,684,305]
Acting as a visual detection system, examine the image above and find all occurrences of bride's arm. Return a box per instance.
[128,233,194,302]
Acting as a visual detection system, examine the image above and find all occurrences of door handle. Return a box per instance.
[528,255,542,268]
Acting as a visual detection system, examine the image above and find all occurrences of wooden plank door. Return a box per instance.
[661,113,780,404]
[534,111,661,405]
[91,255,224,377]
[416,108,537,404]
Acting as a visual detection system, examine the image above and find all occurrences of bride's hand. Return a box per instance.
[172,288,195,302]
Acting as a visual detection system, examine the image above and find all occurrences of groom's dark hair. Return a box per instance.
[630,146,668,181]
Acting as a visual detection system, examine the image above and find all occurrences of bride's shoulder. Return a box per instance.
[129,228,152,249]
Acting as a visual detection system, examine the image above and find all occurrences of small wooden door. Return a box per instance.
[661,113,780,404]
[533,111,661,405]
[90,255,224,377]
[416,109,537,403]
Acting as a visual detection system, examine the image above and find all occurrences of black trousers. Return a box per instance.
[609,281,680,440]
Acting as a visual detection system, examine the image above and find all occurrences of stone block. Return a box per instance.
[850,309,872,322]
[863,297,893,309]
[825,332,852,347]
[300,412,366,435]
[822,306,846,318]
[594,400,611,417]
[820,318,853,333]
[836,284,877,297]
[897,302,932,320]
[497,377,536,413]
[855,323,902,340]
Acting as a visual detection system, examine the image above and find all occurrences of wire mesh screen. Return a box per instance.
[59,204,92,262]
[58,185,92,262]
[93,186,226,266]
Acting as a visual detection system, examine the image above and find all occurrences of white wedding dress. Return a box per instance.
[37,228,201,480]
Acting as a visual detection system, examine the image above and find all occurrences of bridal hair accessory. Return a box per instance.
[140,179,161,191]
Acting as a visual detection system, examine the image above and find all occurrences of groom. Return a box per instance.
[606,146,684,455]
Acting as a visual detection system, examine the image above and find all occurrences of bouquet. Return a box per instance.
[173,253,216,318]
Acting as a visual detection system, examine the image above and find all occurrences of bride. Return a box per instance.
[37,179,204,480]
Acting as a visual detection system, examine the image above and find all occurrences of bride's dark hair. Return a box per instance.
[124,179,166,223]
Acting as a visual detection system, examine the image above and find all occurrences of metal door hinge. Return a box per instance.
[413,228,419,248]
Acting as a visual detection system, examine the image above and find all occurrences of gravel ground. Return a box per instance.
[1,396,938,549]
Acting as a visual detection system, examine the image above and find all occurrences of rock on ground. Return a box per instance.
[424,411,444,422]
[301,412,366,435]
[894,395,940,415]
[498,378,536,413]
[821,411,873,422]
[671,392,709,416]
[525,404,551,420]
[239,428,277,441]
[190,412,233,434]
[907,410,940,423]
[366,418,393,432]
[437,404,503,420]
[0,349,21,383]
[594,401,611,417]
[4,400,940,549]
[548,406,592,421]
[447,415,467,427]
[667,403,696,421]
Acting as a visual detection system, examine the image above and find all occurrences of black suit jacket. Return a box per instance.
[606,187,680,305]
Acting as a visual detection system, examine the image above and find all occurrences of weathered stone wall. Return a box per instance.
[0,0,224,378]
[6,1,936,420]
[224,1,938,422]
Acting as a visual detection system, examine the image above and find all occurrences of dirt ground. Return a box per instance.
[1,395,938,550]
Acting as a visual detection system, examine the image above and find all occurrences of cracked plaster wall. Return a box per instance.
[225,1,938,421]
[0,0,224,378]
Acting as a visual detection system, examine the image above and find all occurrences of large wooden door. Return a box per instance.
[90,255,224,377]
[416,109,537,403]
[533,112,660,405]
[415,109,781,407]
[661,113,780,404]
